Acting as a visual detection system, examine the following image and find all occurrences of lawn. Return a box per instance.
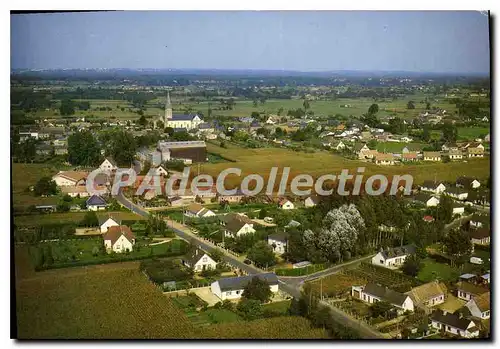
[12,163,62,209]
[374,142,426,153]
[15,246,327,339]
[457,126,490,140]
[262,300,291,315]
[417,258,460,283]
[14,211,146,226]
[275,264,327,276]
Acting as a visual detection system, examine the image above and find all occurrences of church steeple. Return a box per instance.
[164,90,172,122]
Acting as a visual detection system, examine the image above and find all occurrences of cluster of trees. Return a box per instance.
[99,129,137,166]
[12,137,37,163]
[34,177,57,196]
[67,130,101,166]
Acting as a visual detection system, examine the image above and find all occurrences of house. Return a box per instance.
[446,149,463,160]
[430,310,479,338]
[412,193,440,207]
[420,180,446,194]
[361,149,378,160]
[484,134,490,142]
[405,281,447,312]
[54,145,68,155]
[52,171,88,187]
[99,158,118,172]
[469,214,489,229]
[401,152,418,162]
[98,215,121,233]
[371,245,416,269]
[465,292,490,320]
[445,187,468,200]
[219,189,245,203]
[268,232,288,255]
[466,189,490,206]
[469,227,490,246]
[374,153,395,166]
[402,144,423,153]
[351,283,414,313]
[103,225,135,253]
[278,198,295,210]
[452,202,465,216]
[61,185,91,198]
[441,143,459,152]
[210,273,279,301]
[184,203,216,218]
[223,215,256,237]
[423,151,442,162]
[304,195,321,208]
[183,249,217,272]
[353,143,369,157]
[36,143,53,156]
[169,196,184,207]
[154,165,168,177]
[456,281,489,301]
[456,177,481,189]
[466,147,484,158]
[86,195,107,211]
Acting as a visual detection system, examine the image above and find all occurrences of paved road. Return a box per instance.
[116,192,385,338]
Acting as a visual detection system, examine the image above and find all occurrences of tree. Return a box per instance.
[407,101,415,109]
[367,139,378,149]
[426,102,431,110]
[370,300,393,318]
[237,299,263,320]
[100,129,137,166]
[258,208,268,219]
[209,248,224,263]
[303,99,310,111]
[401,254,422,277]
[34,177,57,196]
[443,229,472,266]
[246,241,277,268]
[60,99,75,116]
[81,211,98,227]
[442,123,458,143]
[436,194,453,223]
[368,103,379,115]
[422,126,431,142]
[241,276,273,303]
[67,130,101,166]
[165,127,174,136]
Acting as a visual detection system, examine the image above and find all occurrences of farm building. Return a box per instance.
[371,245,416,269]
[430,310,479,338]
[103,225,136,253]
[184,203,216,218]
[210,273,279,301]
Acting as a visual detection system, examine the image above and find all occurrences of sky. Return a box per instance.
[11,11,490,73]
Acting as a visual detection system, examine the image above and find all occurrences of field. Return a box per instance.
[12,163,61,209]
[199,141,490,188]
[309,272,367,298]
[14,211,146,226]
[275,264,327,276]
[417,258,460,283]
[374,142,425,153]
[457,126,490,140]
[14,246,327,339]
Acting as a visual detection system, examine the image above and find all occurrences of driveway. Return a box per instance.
[192,287,221,306]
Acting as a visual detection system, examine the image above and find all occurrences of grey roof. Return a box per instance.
[445,187,468,195]
[412,193,436,204]
[171,114,200,121]
[198,122,213,129]
[363,283,408,307]
[285,220,301,228]
[422,180,444,189]
[268,232,288,242]
[97,214,122,226]
[456,176,479,187]
[216,273,279,292]
[379,245,416,260]
[430,310,476,331]
[184,248,213,267]
[86,195,107,206]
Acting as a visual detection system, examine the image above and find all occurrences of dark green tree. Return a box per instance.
[368,103,379,115]
[407,101,415,109]
[442,123,458,143]
[34,177,57,196]
[241,276,273,303]
[67,130,101,166]
[237,299,263,320]
[401,254,422,277]
[247,241,277,268]
[60,99,75,116]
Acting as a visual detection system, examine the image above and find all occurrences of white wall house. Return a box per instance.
[456,282,489,302]
[371,245,416,269]
[430,310,479,338]
[183,249,218,272]
[103,225,135,253]
[351,283,414,313]
[420,181,446,194]
[52,171,88,187]
[184,203,216,218]
[268,233,288,255]
[278,199,295,210]
[99,158,118,172]
[99,216,121,233]
[405,281,447,311]
[211,273,279,301]
[465,292,490,320]
[304,195,320,208]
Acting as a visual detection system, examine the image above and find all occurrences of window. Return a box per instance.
[202,257,208,262]
[236,291,240,295]
[226,291,231,295]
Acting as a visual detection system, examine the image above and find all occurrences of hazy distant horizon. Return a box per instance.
[11,11,490,74]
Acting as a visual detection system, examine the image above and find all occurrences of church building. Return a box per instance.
[154,91,203,130]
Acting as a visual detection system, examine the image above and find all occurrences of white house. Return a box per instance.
[184,203,216,218]
[469,228,490,246]
[52,171,88,187]
[423,152,442,162]
[224,219,256,238]
[183,249,217,272]
[420,180,446,194]
[456,281,489,301]
[86,195,107,211]
[465,292,490,320]
[210,273,279,301]
[154,165,168,177]
[452,203,465,216]
[351,283,414,313]
[99,158,118,172]
[430,310,479,338]
[371,245,416,269]
[103,225,135,253]
[278,198,295,210]
[99,215,121,233]
[456,177,481,189]
[405,281,447,311]
[61,186,91,198]
[413,193,440,207]
[445,187,469,201]
[304,195,320,208]
[268,232,288,255]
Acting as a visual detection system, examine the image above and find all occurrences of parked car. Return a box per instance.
[243,259,252,265]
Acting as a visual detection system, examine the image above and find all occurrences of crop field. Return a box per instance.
[457,126,490,140]
[14,211,146,226]
[14,246,327,339]
[200,141,490,188]
[309,272,367,298]
[374,142,425,153]
[12,163,61,209]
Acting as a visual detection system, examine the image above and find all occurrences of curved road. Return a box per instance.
[116,192,386,339]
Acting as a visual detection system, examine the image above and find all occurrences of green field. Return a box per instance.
[14,211,146,226]
[12,163,61,209]
[200,141,490,188]
[417,258,460,283]
[457,126,490,140]
[374,142,425,153]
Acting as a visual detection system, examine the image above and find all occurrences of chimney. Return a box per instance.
[458,312,463,319]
